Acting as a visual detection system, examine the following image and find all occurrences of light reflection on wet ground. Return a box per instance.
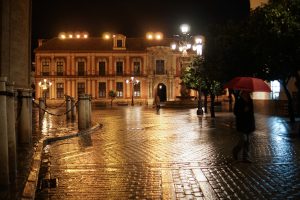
[35,107,300,199]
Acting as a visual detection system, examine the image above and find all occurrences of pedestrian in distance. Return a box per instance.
[232,90,256,163]
[155,95,160,113]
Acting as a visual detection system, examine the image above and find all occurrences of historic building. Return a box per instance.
[34,33,196,105]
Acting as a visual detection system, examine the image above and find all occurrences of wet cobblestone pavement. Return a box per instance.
[35,107,300,200]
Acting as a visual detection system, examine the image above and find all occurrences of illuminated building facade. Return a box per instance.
[34,33,196,105]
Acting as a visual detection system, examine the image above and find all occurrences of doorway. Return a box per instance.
[157,83,167,102]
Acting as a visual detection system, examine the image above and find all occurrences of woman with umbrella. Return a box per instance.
[232,90,255,162]
[224,77,271,163]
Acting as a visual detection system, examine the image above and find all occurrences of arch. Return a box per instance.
[157,83,167,102]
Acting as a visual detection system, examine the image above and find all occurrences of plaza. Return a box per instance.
[6,106,300,199]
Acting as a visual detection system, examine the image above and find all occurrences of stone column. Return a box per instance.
[18,89,32,144]
[0,77,9,186]
[6,82,17,181]
[78,94,91,130]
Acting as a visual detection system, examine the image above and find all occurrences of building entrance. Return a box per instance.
[157,83,166,102]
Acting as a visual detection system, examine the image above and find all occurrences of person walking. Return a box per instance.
[155,95,161,112]
[232,90,256,163]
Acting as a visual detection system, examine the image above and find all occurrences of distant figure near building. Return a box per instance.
[232,91,256,163]
[155,95,161,112]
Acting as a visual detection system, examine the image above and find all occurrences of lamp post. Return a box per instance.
[170,24,204,57]
[38,79,52,104]
[126,77,139,106]
[171,24,204,115]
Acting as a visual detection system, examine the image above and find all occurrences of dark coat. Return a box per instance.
[234,96,256,134]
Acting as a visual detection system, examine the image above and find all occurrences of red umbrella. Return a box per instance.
[224,77,271,92]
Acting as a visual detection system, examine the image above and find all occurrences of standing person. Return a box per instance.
[155,95,160,112]
[232,90,256,163]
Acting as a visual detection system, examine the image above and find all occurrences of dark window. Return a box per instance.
[156,60,165,75]
[99,61,106,76]
[98,82,106,97]
[116,61,123,75]
[77,83,85,95]
[78,61,85,76]
[117,39,122,47]
[57,61,64,76]
[116,82,123,97]
[56,83,64,98]
[42,60,50,76]
[134,82,141,97]
[134,62,141,75]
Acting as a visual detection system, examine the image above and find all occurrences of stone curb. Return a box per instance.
[21,122,101,200]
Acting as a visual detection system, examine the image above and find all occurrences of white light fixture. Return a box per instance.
[171,24,204,56]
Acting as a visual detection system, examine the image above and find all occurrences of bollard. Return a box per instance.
[18,89,32,144]
[87,95,92,127]
[66,95,71,120]
[78,94,91,130]
[71,97,76,120]
[39,97,45,122]
[6,82,17,182]
[0,77,9,186]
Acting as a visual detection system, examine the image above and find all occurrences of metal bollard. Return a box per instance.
[39,97,45,121]
[66,95,71,120]
[71,97,76,120]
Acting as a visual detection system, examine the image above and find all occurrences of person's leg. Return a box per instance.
[242,133,251,162]
[232,133,243,160]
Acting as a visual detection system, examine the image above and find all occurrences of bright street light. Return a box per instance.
[171,24,204,57]
[38,79,52,103]
[126,77,139,106]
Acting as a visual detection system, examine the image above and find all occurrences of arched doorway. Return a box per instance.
[157,83,167,102]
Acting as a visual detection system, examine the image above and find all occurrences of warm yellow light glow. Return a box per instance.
[180,24,190,34]
[68,33,73,38]
[146,32,154,40]
[102,32,111,40]
[83,34,88,39]
[155,32,163,40]
[58,32,66,39]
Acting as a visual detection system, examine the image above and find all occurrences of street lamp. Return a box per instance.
[126,76,139,106]
[170,24,204,57]
[171,24,205,115]
[38,79,52,103]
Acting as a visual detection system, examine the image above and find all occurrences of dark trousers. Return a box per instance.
[233,132,250,160]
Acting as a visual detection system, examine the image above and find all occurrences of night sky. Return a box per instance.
[32,0,250,47]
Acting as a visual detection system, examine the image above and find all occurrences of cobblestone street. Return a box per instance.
[35,107,300,200]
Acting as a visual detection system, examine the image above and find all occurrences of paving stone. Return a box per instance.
[31,107,300,200]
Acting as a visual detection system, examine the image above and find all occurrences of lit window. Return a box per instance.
[56,83,64,98]
[98,82,106,97]
[271,80,280,99]
[77,83,85,96]
[134,82,140,97]
[134,62,141,75]
[56,61,64,76]
[41,60,50,76]
[116,82,123,97]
